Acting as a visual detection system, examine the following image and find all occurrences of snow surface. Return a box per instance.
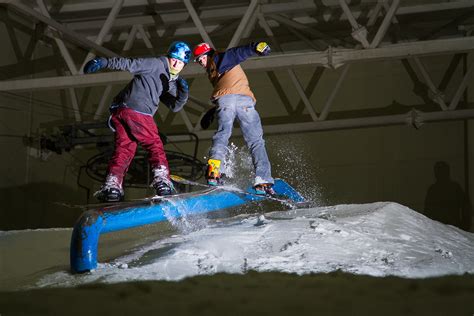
[36,202,474,288]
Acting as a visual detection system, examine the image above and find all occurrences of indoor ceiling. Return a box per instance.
[1,0,474,140]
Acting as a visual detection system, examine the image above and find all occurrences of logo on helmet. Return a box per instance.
[167,41,191,64]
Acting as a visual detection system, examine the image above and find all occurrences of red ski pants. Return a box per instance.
[107,107,169,183]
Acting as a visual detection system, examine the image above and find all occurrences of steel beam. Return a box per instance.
[67,88,81,122]
[258,13,318,120]
[338,0,370,48]
[183,0,214,47]
[268,14,341,47]
[180,111,195,132]
[79,0,124,72]
[281,24,325,51]
[367,0,384,27]
[412,57,448,111]
[93,23,147,120]
[61,2,316,33]
[28,0,473,18]
[30,0,474,46]
[94,85,113,120]
[369,0,400,48]
[242,6,259,39]
[168,108,474,142]
[188,94,212,110]
[136,24,153,49]
[396,1,474,15]
[227,0,259,49]
[448,57,474,110]
[6,2,119,58]
[36,0,78,74]
[36,0,83,122]
[123,25,138,51]
[2,37,474,92]
[54,1,474,32]
[319,64,351,121]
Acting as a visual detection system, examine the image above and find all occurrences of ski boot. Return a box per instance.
[152,179,175,196]
[151,166,176,196]
[206,158,222,186]
[94,174,124,202]
[254,183,276,197]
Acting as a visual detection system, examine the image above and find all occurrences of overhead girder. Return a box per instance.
[1,36,473,92]
[1,2,472,58]
[19,1,474,28]
[1,0,473,139]
[55,11,474,53]
[3,1,472,51]
[43,1,319,32]
[2,1,120,57]
[166,108,474,143]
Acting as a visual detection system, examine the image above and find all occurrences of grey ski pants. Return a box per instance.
[209,94,274,185]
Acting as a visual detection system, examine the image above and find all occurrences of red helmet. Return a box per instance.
[193,43,212,61]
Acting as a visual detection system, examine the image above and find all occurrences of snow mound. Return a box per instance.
[37,202,474,288]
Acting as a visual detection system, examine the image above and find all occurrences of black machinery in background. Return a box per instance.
[38,121,206,197]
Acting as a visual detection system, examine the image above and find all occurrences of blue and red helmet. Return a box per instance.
[167,41,191,64]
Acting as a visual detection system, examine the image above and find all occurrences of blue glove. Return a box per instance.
[254,42,271,56]
[177,77,189,92]
[83,57,107,74]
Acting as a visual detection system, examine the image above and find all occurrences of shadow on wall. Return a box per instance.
[424,161,472,232]
[0,182,85,230]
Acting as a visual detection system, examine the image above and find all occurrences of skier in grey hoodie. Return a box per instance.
[83,41,191,202]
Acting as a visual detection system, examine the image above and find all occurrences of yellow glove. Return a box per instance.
[255,42,271,56]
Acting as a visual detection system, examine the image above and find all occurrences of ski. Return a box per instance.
[58,187,217,210]
[170,175,310,208]
[56,197,164,210]
[59,177,310,210]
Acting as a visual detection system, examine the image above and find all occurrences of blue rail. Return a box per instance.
[70,188,258,273]
[70,179,305,273]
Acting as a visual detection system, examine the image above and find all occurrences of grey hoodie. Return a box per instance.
[102,56,188,116]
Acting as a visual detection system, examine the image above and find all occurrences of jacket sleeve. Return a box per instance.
[104,57,156,75]
[160,77,189,112]
[216,43,257,74]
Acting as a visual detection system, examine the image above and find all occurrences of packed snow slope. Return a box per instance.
[35,201,474,288]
